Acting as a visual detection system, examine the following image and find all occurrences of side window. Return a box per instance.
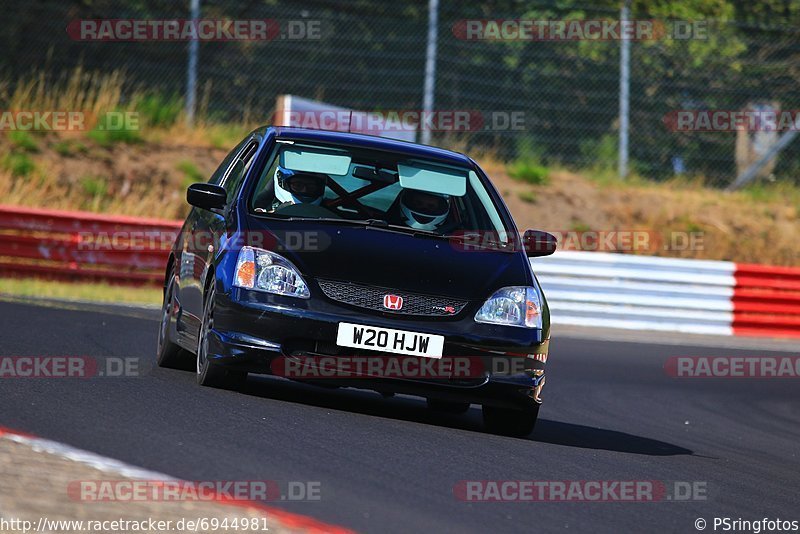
[208,137,249,186]
[220,140,259,202]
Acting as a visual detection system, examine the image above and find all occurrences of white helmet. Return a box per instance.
[274,167,326,206]
[399,189,450,231]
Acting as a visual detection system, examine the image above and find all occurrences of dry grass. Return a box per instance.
[0,151,199,220]
[3,67,127,121]
[148,122,255,149]
[0,68,241,218]
[0,277,161,305]
[0,68,252,147]
[494,166,800,265]
[1,67,798,266]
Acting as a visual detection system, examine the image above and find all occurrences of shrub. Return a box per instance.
[8,130,39,152]
[53,140,88,157]
[177,160,205,188]
[136,94,183,128]
[88,111,142,146]
[579,134,617,170]
[80,176,108,198]
[508,159,550,185]
[1,153,36,177]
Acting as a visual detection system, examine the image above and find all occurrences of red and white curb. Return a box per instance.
[733,263,800,338]
[533,251,800,339]
[0,426,354,534]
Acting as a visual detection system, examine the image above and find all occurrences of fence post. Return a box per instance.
[728,130,798,191]
[618,0,631,178]
[185,0,200,127]
[421,0,440,146]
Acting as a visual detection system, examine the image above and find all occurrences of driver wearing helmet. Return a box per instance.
[272,166,327,209]
[398,188,451,232]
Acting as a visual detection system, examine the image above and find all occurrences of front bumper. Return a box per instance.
[208,287,549,410]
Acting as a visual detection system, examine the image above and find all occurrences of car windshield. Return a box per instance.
[249,139,511,240]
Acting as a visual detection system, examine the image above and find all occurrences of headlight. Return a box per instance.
[233,246,310,298]
[475,286,542,329]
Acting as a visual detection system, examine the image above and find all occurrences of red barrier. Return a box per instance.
[0,205,181,286]
[733,263,800,339]
[2,204,799,341]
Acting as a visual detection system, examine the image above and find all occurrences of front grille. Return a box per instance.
[317,279,468,317]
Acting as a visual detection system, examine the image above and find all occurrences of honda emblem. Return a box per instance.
[383,294,403,310]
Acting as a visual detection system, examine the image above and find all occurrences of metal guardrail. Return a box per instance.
[1,205,798,338]
[533,251,736,336]
[0,205,180,285]
[533,251,800,339]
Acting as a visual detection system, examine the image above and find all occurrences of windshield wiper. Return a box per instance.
[287,217,445,237]
[291,217,390,227]
[270,216,512,248]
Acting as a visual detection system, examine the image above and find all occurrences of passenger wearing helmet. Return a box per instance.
[273,166,327,207]
[399,188,451,232]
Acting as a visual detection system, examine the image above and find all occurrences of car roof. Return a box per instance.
[256,126,474,168]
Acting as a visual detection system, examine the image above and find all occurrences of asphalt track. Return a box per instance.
[0,299,798,533]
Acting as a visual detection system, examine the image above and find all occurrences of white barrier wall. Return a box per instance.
[275,94,416,142]
[531,251,737,336]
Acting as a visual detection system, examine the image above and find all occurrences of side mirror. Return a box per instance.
[187,183,227,211]
[523,229,557,257]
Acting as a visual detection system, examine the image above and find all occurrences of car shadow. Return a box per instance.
[240,375,693,456]
[532,419,693,456]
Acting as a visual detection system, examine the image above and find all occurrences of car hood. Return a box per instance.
[245,218,532,300]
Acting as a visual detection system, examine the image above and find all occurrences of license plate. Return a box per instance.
[336,322,444,358]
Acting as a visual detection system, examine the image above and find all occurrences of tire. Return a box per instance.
[482,404,540,437]
[196,282,247,390]
[427,398,471,414]
[156,273,192,370]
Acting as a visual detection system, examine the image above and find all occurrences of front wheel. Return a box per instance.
[482,404,540,437]
[197,283,247,390]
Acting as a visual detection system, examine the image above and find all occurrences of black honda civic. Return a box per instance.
[157,126,556,436]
